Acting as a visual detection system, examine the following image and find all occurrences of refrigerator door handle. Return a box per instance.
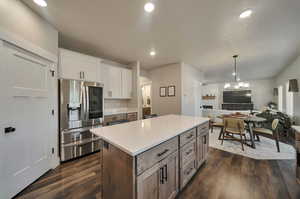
[86,86,90,121]
[81,82,86,121]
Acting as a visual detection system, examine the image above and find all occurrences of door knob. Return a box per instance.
[5,127,16,134]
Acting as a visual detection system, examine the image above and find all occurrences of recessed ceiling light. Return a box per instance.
[232,72,236,76]
[240,9,252,19]
[144,2,155,13]
[33,0,47,7]
[237,77,241,81]
[150,50,156,56]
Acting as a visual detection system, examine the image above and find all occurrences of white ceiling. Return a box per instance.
[22,0,300,82]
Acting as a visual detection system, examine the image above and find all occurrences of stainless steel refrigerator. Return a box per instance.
[59,79,104,161]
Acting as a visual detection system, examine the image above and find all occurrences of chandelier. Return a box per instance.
[224,55,250,89]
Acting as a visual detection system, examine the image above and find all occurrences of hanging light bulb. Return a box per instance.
[224,83,231,89]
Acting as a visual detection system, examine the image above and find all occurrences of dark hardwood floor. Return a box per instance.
[14,153,102,199]
[15,148,300,199]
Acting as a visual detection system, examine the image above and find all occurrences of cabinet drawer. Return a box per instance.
[180,140,196,167]
[137,137,179,175]
[61,130,92,144]
[127,112,137,121]
[180,128,196,147]
[180,159,197,190]
[197,122,209,136]
[104,114,127,125]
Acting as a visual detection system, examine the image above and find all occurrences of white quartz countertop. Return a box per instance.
[104,108,138,116]
[91,114,209,156]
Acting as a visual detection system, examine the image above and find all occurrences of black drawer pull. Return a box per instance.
[186,167,194,175]
[5,127,16,134]
[185,149,193,155]
[186,134,194,139]
[160,167,164,184]
[157,149,169,157]
[164,165,168,182]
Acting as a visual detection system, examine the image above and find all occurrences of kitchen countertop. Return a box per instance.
[104,108,138,116]
[91,114,209,156]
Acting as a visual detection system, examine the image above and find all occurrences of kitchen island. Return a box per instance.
[91,114,210,199]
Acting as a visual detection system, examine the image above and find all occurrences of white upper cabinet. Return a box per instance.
[122,68,133,99]
[59,48,100,82]
[100,62,133,99]
[59,48,132,99]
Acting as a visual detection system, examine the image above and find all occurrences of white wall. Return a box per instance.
[150,63,182,115]
[0,0,58,55]
[201,84,220,109]
[275,55,300,124]
[203,78,275,110]
[128,61,142,119]
[181,63,204,116]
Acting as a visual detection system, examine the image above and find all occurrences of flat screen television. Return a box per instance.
[223,90,252,103]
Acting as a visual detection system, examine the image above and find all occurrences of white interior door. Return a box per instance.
[0,41,53,198]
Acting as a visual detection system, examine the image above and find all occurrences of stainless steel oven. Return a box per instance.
[59,79,103,161]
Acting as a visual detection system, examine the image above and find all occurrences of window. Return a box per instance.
[278,86,283,112]
[286,82,294,116]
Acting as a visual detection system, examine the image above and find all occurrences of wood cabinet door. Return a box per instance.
[202,133,209,160]
[159,152,179,199]
[197,135,204,168]
[197,132,209,168]
[137,163,160,199]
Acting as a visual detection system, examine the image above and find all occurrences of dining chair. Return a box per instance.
[252,119,280,152]
[208,115,224,134]
[221,118,247,151]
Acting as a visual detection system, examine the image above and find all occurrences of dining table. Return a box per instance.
[218,114,267,149]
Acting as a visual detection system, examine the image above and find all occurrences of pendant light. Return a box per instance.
[233,55,238,82]
[224,55,250,89]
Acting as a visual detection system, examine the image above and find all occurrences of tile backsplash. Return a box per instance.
[104,99,129,109]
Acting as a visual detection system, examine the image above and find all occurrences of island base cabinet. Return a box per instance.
[102,142,136,199]
[197,131,209,168]
[137,152,179,199]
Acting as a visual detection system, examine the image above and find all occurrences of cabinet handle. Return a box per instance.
[157,149,169,157]
[83,71,85,79]
[204,136,207,144]
[164,165,168,182]
[160,167,164,184]
[186,134,194,139]
[186,167,193,176]
[185,149,193,156]
[5,127,16,134]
